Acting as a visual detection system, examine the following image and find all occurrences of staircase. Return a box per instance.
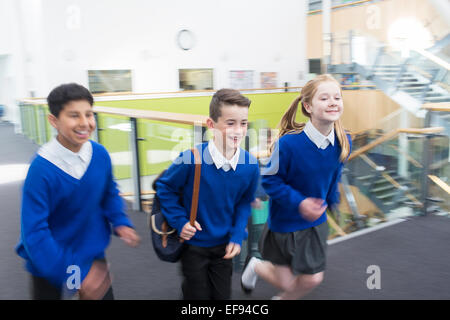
[349,152,422,217]
[345,127,450,224]
[329,31,450,117]
[371,63,450,104]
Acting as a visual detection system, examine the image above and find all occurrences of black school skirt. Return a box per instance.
[259,221,329,275]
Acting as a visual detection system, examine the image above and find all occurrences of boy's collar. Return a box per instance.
[208,140,240,171]
[52,138,92,164]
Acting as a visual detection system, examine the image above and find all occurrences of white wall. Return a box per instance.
[43,0,307,93]
[2,0,308,122]
[0,0,30,124]
[0,0,13,55]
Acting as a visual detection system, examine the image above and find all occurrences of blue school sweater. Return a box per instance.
[262,131,351,233]
[15,141,133,288]
[156,143,259,247]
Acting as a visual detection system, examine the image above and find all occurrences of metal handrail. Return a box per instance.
[413,48,450,72]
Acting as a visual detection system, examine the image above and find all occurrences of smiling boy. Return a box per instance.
[156,88,260,300]
[16,83,140,300]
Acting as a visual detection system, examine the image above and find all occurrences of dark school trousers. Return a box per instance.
[31,259,114,300]
[181,243,233,300]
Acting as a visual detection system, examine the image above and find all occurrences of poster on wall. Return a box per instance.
[230,70,253,90]
[260,72,277,88]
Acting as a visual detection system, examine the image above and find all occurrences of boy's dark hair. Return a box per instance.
[47,83,94,117]
[209,88,251,122]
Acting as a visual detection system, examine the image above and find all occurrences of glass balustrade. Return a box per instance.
[96,113,134,196]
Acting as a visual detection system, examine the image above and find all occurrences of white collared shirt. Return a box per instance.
[304,121,335,150]
[208,140,240,172]
[38,138,93,180]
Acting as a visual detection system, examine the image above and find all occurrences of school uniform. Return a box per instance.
[261,122,351,274]
[16,138,133,299]
[156,141,259,299]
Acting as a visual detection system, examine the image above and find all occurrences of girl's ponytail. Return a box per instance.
[334,118,350,162]
[278,95,305,138]
[270,95,306,152]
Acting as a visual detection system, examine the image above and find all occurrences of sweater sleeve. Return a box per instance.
[325,165,343,209]
[101,151,134,230]
[326,134,352,209]
[262,139,307,213]
[19,162,92,288]
[229,163,260,246]
[155,150,192,233]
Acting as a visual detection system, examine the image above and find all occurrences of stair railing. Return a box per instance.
[345,126,445,225]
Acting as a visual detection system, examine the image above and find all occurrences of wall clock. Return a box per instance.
[177,29,195,50]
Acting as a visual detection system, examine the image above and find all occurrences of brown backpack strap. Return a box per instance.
[189,148,201,226]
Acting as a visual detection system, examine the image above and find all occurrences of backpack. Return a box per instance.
[149,148,201,262]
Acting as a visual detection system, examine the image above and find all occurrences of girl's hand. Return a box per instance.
[299,198,327,222]
[115,226,141,247]
[180,221,202,241]
[223,242,241,259]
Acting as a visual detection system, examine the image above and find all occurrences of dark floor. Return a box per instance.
[1,122,449,300]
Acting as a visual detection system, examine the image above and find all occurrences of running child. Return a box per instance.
[156,88,259,300]
[241,74,351,300]
[16,83,140,300]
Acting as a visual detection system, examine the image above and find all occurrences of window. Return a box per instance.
[179,69,213,91]
[88,70,132,94]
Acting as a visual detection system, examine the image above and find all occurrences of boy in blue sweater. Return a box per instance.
[16,83,140,300]
[156,88,259,300]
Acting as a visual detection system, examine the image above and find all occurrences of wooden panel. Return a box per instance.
[340,90,401,132]
[307,14,323,60]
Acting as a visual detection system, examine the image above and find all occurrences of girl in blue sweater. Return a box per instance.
[241,74,351,300]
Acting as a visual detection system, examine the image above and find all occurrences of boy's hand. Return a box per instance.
[223,242,241,259]
[115,226,140,247]
[79,260,111,300]
[299,198,327,222]
[180,221,202,241]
